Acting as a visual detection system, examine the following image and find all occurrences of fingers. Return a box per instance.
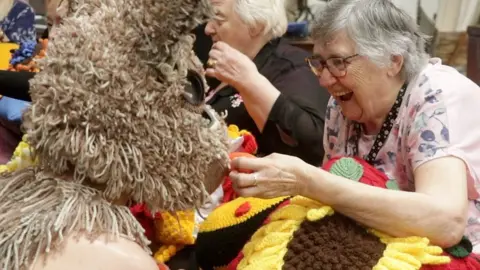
[211,41,228,50]
[233,185,258,198]
[204,67,217,78]
[230,156,270,172]
[229,171,261,198]
[208,47,222,61]
[229,171,258,188]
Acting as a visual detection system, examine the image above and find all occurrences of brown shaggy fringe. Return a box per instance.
[283,214,386,270]
[22,0,230,213]
[0,168,150,270]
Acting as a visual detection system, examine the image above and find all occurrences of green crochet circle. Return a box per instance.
[330,158,363,182]
[445,236,473,258]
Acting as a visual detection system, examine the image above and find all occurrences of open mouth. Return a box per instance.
[202,106,220,130]
[182,69,220,129]
[332,91,354,102]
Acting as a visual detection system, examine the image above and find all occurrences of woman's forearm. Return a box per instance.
[300,165,467,247]
[235,74,280,132]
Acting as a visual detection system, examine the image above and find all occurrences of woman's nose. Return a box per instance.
[204,22,215,36]
[318,68,338,88]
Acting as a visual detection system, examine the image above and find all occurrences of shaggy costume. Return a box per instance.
[196,156,480,270]
[129,124,258,265]
[0,0,231,269]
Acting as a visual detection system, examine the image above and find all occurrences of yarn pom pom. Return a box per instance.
[329,157,363,182]
[322,156,389,189]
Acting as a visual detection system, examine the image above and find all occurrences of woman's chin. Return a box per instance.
[338,101,363,122]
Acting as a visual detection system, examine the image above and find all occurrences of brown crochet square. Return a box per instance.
[283,214,386,270]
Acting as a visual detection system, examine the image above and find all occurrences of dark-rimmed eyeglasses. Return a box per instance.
[305,54,359,77]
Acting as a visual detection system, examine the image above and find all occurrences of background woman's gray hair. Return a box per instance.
[311,0,430,82]
[234,0,288,39]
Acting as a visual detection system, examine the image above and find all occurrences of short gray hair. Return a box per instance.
[311,0,429,81]
[234,0,288,39]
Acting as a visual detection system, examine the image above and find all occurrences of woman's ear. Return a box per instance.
[248,24,264,38]
[388,55,404,77]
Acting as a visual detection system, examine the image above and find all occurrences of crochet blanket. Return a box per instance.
[195,156,480,270]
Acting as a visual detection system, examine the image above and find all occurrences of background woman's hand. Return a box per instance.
[229,153,310,198]
[205,41,259,89]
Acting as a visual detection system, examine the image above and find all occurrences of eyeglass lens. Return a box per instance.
[308,58,347,77]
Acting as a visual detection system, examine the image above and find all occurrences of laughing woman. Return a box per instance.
[228,0,480,252]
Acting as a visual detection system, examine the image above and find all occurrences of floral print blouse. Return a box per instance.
[0,0,36,44]
[323,58,480,251]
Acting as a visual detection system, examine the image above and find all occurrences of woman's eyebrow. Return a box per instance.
[311,53,344,60]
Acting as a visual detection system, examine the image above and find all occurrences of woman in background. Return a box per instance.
[0,0,36,44]
[201,0,330,166]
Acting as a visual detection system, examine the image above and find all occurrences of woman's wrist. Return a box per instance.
[296,165,340,206]
[234,71,265,94]
[296,163,322,198]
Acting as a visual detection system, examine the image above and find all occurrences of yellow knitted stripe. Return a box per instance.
[0,136,36,173]
[370,230,451,269]
[154,244,183,263]
[199,197,288,233]
[155,210,196,245]
[227,125,251,139]
[236,196,333,270]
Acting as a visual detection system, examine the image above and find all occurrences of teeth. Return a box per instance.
[332,91,352,97]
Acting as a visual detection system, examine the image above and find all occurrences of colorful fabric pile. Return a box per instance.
[0,135,34,173]
[0,43,18,70]
[7,38,47,72]
[195,156,480,270]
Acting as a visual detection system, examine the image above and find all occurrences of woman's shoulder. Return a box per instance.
[260,38,312,76]
[409,58,480,99]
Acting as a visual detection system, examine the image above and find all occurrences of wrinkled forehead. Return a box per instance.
[209,0,231,14]
[210,0,226,6]
[312,30,356,59]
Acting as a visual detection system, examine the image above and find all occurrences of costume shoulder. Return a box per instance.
[0,168,150,270]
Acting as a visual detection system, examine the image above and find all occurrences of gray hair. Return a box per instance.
[234,0,288,39]
[311,0,429,82]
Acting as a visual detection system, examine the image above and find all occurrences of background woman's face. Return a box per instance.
[204,0,253,55]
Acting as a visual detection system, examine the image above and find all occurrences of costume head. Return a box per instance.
[22,0,230,212]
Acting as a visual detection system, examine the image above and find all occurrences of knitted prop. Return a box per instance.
[196,156,480,270]
[0,43,18,70]
[7,38,47,72]
[130,124,259,265]
[0,0,231,269]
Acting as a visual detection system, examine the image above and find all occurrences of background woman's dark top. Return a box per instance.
[194,24,330,166]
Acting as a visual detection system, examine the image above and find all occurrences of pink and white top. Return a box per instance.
[323,58,480,251]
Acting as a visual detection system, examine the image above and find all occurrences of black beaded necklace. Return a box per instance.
[349,83,408,165]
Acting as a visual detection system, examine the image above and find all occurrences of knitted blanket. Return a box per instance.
[195,156,480,270]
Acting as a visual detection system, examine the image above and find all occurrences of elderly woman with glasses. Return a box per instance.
[227,0,480,252]
[202,0,330,166]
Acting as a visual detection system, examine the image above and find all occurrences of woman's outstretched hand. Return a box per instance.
[205,41,259,89]
[229,153,310,199]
